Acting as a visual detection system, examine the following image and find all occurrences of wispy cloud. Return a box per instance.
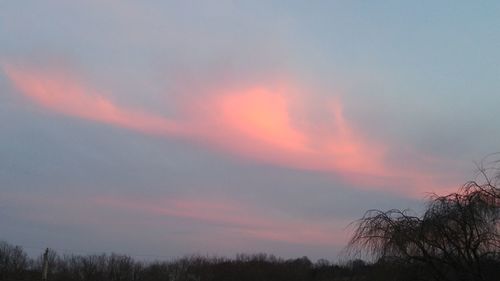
[93,196,348,246]
[2,192,348,246]
[4,64,180,136]
[3,63,458,195]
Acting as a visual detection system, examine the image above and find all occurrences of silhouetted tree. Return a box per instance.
[347,165,500,281]
[0,241,30,280]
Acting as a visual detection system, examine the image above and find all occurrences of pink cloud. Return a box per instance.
[4,64,180,136]
[94,196,348,246]
[3,192,348,247]
[3,63,459,195]
[181,86,402,186]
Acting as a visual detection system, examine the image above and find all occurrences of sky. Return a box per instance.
[1,1,500,261]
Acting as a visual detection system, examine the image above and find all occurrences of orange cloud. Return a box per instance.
[4,64,180,136]
[3,63,458,195]
[213,87,307,152]
[181,85,390,178]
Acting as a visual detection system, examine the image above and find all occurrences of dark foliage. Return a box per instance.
[0,243,369,281]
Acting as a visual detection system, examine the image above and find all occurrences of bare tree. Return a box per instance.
[347,165,500,281]
[0,241,30,280]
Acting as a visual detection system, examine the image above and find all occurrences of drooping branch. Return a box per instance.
[346,161,500,281]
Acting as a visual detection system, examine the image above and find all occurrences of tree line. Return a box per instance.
[0,244,371,281]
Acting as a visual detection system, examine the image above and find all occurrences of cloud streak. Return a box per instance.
[4,64,180,136]
[93,196,347,246]
[2,192,347,247]
[3,63,457,195]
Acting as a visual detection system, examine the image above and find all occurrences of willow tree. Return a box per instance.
[347,167,500,281]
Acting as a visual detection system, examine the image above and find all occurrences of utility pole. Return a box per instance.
[42,248,49,281]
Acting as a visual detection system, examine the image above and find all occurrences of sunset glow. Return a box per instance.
[3,63,457,195]
[2,1,493,261]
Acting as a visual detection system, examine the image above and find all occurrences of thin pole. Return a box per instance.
[42,248,49,281]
